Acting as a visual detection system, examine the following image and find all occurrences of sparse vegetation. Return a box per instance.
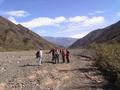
[90,43,120,89]
[0,16,55,51]
[23,37,30,44]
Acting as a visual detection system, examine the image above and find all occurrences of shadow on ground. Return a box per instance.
[19,64,39,67]
[58,67,98,73]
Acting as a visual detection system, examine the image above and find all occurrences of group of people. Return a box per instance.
[48,48,70,64]
[36,48,70,65]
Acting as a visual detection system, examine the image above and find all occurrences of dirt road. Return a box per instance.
[0,49,110,90]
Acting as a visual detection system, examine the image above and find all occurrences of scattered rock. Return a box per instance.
[0,50,109,90]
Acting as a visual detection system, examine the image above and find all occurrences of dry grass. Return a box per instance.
[90,43,120,89]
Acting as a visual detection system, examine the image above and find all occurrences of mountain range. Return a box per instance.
[70,20,120,48]
[43,36,77,47]
[0,16,55,50]
[1,16,120,50]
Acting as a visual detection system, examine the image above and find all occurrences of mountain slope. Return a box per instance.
[70,21,120,48]
[43,36,77,47]
[0,16,55,50]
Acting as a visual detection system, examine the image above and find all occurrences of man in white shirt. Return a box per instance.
[39,49,43,65]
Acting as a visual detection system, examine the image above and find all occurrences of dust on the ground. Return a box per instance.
[0,49,109,90]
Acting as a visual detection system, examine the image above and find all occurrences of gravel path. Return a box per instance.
[0,50,110,90]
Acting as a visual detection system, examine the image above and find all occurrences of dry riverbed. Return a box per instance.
[0,49,110,90]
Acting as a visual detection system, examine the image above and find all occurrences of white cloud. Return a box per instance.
[17,16,105,29]
[0,13,107,38]
[6,15,106,38]
[4,10,29,17]
[83,16,105,26]
[8,16,18,24]
[59,16,105,33]
[70,32,90,38]
[68,16,105,27]
[68,16,88,23]
[21,16,66,28]
[55,16,66,23]
[5,15,106,37]
[57,16,106,38]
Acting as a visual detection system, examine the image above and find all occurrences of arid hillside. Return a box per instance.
[70,21,120,48]
[0,16,55,51]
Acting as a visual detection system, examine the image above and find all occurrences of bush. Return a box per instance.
[90,43,120,89]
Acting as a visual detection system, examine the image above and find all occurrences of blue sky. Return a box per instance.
[0,0,120,38]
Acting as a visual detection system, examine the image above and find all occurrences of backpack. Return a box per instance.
[36,51,40,58]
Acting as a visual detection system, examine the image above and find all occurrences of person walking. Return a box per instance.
[36,49,43,65]
[66,49,70,63]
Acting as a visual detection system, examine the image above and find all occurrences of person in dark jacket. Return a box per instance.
[61,49,65,63]
[36,51,40,58]
[66,49,70,63]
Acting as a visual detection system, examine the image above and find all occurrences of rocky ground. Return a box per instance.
[0,49,111,90]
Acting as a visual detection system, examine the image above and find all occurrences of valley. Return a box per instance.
[0,49,112,90]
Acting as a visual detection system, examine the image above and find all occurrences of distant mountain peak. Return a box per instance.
[43,36,78,47]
